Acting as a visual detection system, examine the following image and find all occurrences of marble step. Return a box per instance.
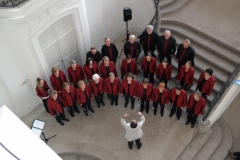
[159,0,177,9]
[59,152,101,160]
[160,0,191,15]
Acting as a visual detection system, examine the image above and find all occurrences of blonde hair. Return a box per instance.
[50,90,58,97]
[51,67,58,74]
[158,82,165,88]
[77,80,85,87]
[102,56,110,63]
[62,82,69,89]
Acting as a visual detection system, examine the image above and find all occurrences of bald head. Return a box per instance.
[164,30,171,39]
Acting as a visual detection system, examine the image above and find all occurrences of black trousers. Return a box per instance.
[94,93,104,105]
[82,99,93,115]
[125,94,135,109]
[72,101,79,112]
[110,94,118,105]
[170,103,182,119]
[154,101,165,116]
[56,98,65,114]
[42,99,49,113]
[159,54,172,65]
[67,106,74,117]
[187,110,198,125]
[128,139,141,149]
[180,82,191,92]
[202,93,207,100]
[159,77,168,89]
[140,99,150,113]
[144,72,154,84]
[55,113,66,123]
[233,152,240,160]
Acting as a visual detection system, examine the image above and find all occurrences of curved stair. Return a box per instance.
[159,0,191,16]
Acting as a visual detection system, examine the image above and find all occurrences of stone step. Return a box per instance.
[59,152,101,160]
[209,119,233,160]
[194,123,223,160]
[159,0,177,9]
[160,0,191,15]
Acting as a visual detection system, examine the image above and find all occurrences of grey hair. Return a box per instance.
[165,30,171,35]
[50,90,58,97]
[70,60,76,65]
[184,39,191,44]
[147,25,153,30]
[109,72,115,77]
[194,91,202,98]
[129,35,135,39]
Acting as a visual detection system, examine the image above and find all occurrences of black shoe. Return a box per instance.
[75,110,80,113]
[146,111,149,114]
[63,118,69,122]
[97,104,100,108]
[115,103,118,106]
[191,124,195,128]
[70,114,74,117]
[124,103,128,108]
[85,112,88,116]
[60,122,64,126]
[185,121,190,125]
[101,102,105,106]
[161,114,163,117]
[138,143,142,149]
[154,113,156,116]
[90,109,95,113]
[131,105,134,109]
[111,102,114,105]
[169,114,173,117]
[177,117,180,120]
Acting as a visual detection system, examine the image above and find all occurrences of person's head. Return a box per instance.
[70,60,76,69]
[162,58,169,67]
[86,57,93,66]
[164,30,171,40]
[146,25,153,35]
[194,91,202,101]
[142,78,149,87]
[205,68,213,78]
[105,37,111,46]
[126,54,132,63]
[146,51,152,61]
[51,67,59,77]
[50,90,58,100]
[185,61,192,70]
[77,80,85,89]
[62,82,70,90]
[175,84,182,95]
[92,74,100,83]
[109,72,115,81]
[129,35,135,44]
[91,46,97,54]
[102,56,110,65]
[126,72,134,82]
[36,78,44,88]
[183,39,190,48]
[158,82,165,90]
[130,119,137,128]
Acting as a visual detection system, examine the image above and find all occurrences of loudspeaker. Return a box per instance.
[123,7,132,22]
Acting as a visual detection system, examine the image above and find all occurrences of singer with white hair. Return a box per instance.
[90,74,105,108]
[124,34,141,59]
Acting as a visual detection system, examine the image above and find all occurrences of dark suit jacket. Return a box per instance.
[101,43,118,63]
[140,30,159,51]
[86,51,102,64]
[176,44,195,66]
[157,35,176,57]
[124,41,141,58]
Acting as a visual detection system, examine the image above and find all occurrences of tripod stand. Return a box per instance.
[119,21,130,59]
[41,132,56,144]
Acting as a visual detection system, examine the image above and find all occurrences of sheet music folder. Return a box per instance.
[31,119,45,137]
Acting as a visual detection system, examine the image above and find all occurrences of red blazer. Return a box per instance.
[67,64,85,84]
[168,88,187,108]
[152,88,169,104]
[76,84,92,105]
[136,83,153,101]
[47,97,63,116]
[90,78,105,96]
[83,62,99,80]
[197,72,216,96]
[155,63,172,81]
[50,70,68,91]
[141,57,156,74]
[36,80,50,98]
[105,77,121,96]
[61,85,76,107]
[177,66,195,85]
[100,61,118,79]
[121,79,138,97]
[187,94,206,115]
[121,59,138,75]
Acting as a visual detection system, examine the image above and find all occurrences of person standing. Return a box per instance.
[120,54,138,79]
[157,30,176,64]
[229,150,240,160]
[196,68,215,100]
[90,74,105,108]
[140,25,159,57]
[155,58,172,88]
[120,112,145,149]
[105,72,121,106]
[141,51,157,84]
[101,37,118,64]
[50,67,68,92]
[83,58,99,81]
[124,35,141,59]
[47,90,69,126]
[36,78,51,113]
[169,84,187,120]
[67,60,85,88]
[121,73,138,109]
[86,46,102,64]
[100,56,118,80]
[177,61,195,91]
[186,91,206,128]
[61,82,80,117]
[136,78,153,114]
[152,82,169,116]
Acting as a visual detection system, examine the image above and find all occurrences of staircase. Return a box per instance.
[159,0,191,16]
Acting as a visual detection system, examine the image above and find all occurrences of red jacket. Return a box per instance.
[76,84,92,105]
[141,57,156,74]
[121,79,138,97]
[136,83,153,101]
[47,97,63,116]
[155,63,172,81]
[121,59,138,75]
[90,78,105,96]
[36,80,50,98]
[187,94,206,115]
[177,66,195,85]
[50,70,68,91]
[105,77,121,96]
[197,72,215,96]
[83,62,99,80]
[100,61,118,79]
[67,64,85,84]
[152,88,169,104]
[61,85,76,107]
[168,88,187,108]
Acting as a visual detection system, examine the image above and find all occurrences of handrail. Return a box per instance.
[0,0,26,8]
[202,62,240,121]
